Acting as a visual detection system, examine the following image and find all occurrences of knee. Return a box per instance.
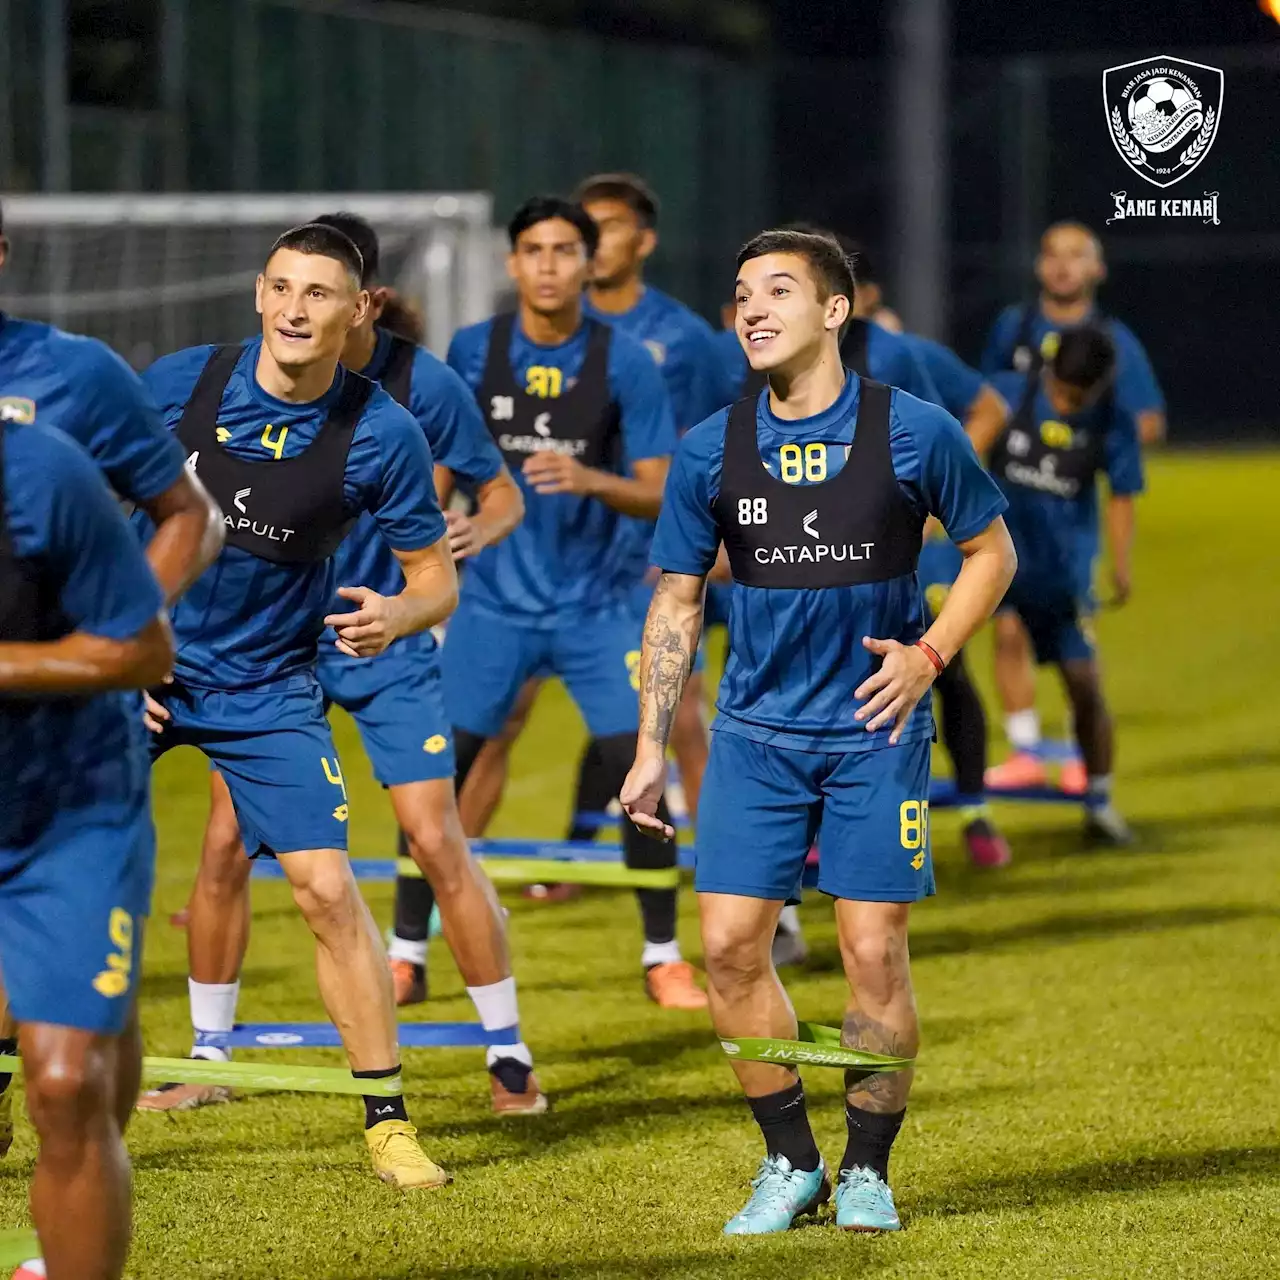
[25,1050,112,1139]
[290,865,358,936]
[199,825,250,893]
[993,618,1025,658]
[403,811,469,894]
[842,930,909,999]
[702,923,771,992]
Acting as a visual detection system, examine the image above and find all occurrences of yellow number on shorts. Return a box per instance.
[260,423,289,460]
[778,442,827,485]
[625,649,642,692]
[321,756,348,820]
[93,908,134,999]
[526,366,563,399]
[899,800,929,851]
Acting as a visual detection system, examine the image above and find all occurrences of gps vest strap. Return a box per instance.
[476,313,620,471]
[177,344,372,565]
[714,375,923,589]
[380,334,416,409]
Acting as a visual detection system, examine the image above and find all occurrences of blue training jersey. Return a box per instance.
[714,319,943,407]
[979,303,1165,416]
[0,313,187,504]
[142,338,446,691]
[447,315,677,625]
[899,333,984,420]
[585,287,734,589]
[987,370,1143,595]
[319,328,505,665]
[0,423,163,846]
[651,376,1007,753]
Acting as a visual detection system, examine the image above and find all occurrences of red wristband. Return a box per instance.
[915,640,946,675]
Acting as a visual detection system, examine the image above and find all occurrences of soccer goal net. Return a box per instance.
[0,193,497,368]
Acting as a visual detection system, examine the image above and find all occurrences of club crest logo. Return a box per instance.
[1103,56,1222,188]
[0,397,35,424]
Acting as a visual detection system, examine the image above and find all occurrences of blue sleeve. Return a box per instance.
[891,395,1008,542]
[648,415,724,576]
[445,323,490,397]
[988,371,1026,415]
[411,352,503,486]
[918,339,984,419]
[887,339,943,408]
[979,307,1020,375]
[684,319,738,428]
[356,395,448,552]
[712,329,748,402]
[142,345,219,429]
[65,338,187,503]
[1104,404,1145,497]
[608,335,678,467]
[12,428,163,641]
[1110,323,1165,415]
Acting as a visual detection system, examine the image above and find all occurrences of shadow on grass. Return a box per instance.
[138,966,294,1002]
[909,1143,1280,1218]
[1126,742,1280,781]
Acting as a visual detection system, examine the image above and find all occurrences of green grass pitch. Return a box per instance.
[3,450,1278,1278]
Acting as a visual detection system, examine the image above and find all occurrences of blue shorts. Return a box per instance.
[1010,593,1095,665]
[150,678,350,855]
[0,789,154,1034]
[443,601,641,740]
[695,730,935,903]
[318,650,455,787]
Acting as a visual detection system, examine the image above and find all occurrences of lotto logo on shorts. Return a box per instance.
[93,908,134,999]
[423,735,448,755]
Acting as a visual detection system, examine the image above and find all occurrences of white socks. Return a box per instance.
[777,905,802,935]
[189,978,240,1062]
[466,977,533,1068]
[1005,709,1042,752]
[641,939,683,969]
[388,935,428,966]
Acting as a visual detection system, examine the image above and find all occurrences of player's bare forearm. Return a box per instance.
[471,468,524,549]
[0,614,173,695]
[637,570,705,755]
[963,385,1010,457]
[923,517,1017,661]
[141,471,224,604]
[584,462,668,519]
[433,463,455,508]
[390,536,459,636]
[1106,494,1135,569]
[1137,410,1166,446]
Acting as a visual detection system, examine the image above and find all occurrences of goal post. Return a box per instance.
[0,192,497,367]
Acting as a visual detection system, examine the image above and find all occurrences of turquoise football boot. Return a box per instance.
[723,1155,830,1236]
[834,1165,901,1232]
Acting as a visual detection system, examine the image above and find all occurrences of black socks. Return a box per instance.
[747,1079,822,1173]
[840,1104,906,1182]
[0,1037,15,1094]
[354,1065,409,1129]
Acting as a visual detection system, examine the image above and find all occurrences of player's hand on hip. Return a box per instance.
[854,636,937,744]
[620,752,674,842]
[142,689,170,735]
[445,509,482,560]
[324,586,400,658]
[522,452,594,496]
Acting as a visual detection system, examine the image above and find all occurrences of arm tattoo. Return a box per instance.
[842,1010,916,1113]
[638,573,703,751]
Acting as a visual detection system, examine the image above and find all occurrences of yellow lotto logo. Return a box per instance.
[1040,330,1061,360]
[525,366,563,399]
[625,649,642,691]
[1040,419,1076,449]
[643,339,667,366]
[333,803,349,822]
[423,734,448,755]
[0,397,36,424]
[216,426,232,443]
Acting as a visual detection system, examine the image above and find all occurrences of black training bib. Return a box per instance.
[714,375,923,589]
[379,333,416,409]
[476,314,621,472]
[988,369,1105,501]
[176,345,372,565]
[740,318,872,402]
[0,425,67,643]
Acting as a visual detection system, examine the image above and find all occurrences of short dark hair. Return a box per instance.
[736,228,856,310]
[312,212,379,285]
[573,173,660,229]
[782,222,873,284]
[266,222,364,287]
[507,195,600,258]
[1051,324,1117,391]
